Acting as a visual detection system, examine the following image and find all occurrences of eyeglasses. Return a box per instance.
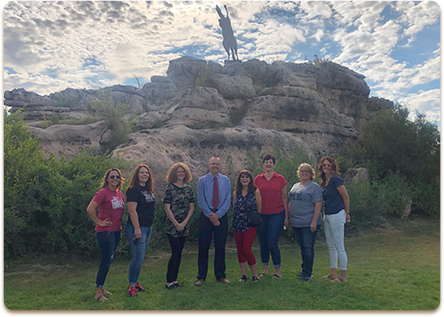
[109,175,121,179]
[299,170,311,174]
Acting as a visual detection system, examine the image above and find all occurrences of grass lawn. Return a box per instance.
[3,218,440,311]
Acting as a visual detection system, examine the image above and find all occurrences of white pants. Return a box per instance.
[324,210,348,271]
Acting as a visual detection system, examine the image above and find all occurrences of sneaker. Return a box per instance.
[239,275,247,282]
[135,281,145,292]
[300,274,313,282]
[128,286,137,297]
[252,276,260,282]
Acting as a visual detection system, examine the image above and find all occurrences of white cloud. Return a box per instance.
[397,89,441,123]
[394,1,440,38]
[2,1,441,125]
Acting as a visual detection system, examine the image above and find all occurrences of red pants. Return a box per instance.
[233,228,257,265]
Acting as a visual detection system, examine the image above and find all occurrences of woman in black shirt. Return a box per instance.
[125,164,156,297]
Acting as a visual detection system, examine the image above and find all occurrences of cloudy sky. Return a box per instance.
[2,1,441,124]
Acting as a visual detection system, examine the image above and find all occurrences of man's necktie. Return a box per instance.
[212,176,219,209]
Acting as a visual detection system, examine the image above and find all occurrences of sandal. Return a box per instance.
[94,294,107,302]
[239,275,247,282]
[165,283,178,289]
[252,276,260,282]
[331,276,348,283]
[102,289,112,296]
[324,274,336,280]
[271,274,281,279]
[259,272,267,277]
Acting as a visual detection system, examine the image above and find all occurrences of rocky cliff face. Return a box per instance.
[5,56,393,198]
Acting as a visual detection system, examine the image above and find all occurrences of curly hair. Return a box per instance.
[100,168,124,190]
[235,170,257,195]
[126,164,154,194]
[317,156,341,187]
[165,162,192,184]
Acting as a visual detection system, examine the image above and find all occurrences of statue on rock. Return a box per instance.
[216,5,239,61]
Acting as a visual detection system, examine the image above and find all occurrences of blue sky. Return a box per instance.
[2,1,441,124]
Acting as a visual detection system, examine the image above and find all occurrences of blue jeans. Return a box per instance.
[293,226,320,277]
[126,223,152,285]
[257,210,285,267]
[95,231,121,288]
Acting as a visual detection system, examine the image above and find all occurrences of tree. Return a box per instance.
[357,105,439,183]
[340,104,440,217]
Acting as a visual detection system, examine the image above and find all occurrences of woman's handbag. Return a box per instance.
[248,209,262,228]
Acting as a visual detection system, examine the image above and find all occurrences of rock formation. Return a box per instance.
[4,56,393,198]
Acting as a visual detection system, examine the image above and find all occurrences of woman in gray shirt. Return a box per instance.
[288,163,322,282]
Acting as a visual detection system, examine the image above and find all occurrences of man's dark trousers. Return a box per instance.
[197,212,228,280]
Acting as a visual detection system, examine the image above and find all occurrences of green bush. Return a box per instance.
[89,93,131,152]
[195,65,212,87]
[4,111,129,260]
[410,180,440,218]
[376,172,412,217]
[340,105,439,218]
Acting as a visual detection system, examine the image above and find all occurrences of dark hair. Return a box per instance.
[262,153,276,164]
[317,156,341,187]
[165,162,192,184]
[101,168,124,190]
[126,164,154,194]
[235,170,257,195]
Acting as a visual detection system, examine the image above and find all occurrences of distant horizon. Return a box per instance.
[3,1,440,125]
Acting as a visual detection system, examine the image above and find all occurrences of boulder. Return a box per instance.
[167,86,232,129]
[342,167,369,184]
[210,74,255,99]
[4,88,55,108]
[240,95,357,138]
[368,96,394,111]
[137,111,172,129]
[141,80,177,107]
[166,56,207,90]
[28,120,108,159]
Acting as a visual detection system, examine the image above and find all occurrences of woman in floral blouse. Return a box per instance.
[163,162,195,289]
[232,170,262,282]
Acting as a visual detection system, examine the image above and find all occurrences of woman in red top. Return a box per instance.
[86,168,125,302]
[254,154,289,279]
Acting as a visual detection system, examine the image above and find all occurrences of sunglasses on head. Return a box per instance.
[109,175,121,179]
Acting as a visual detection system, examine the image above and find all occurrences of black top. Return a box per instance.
[126,185,156,227]
[322,174,345,215]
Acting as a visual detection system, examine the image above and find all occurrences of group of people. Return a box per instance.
[86,154,350,301]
